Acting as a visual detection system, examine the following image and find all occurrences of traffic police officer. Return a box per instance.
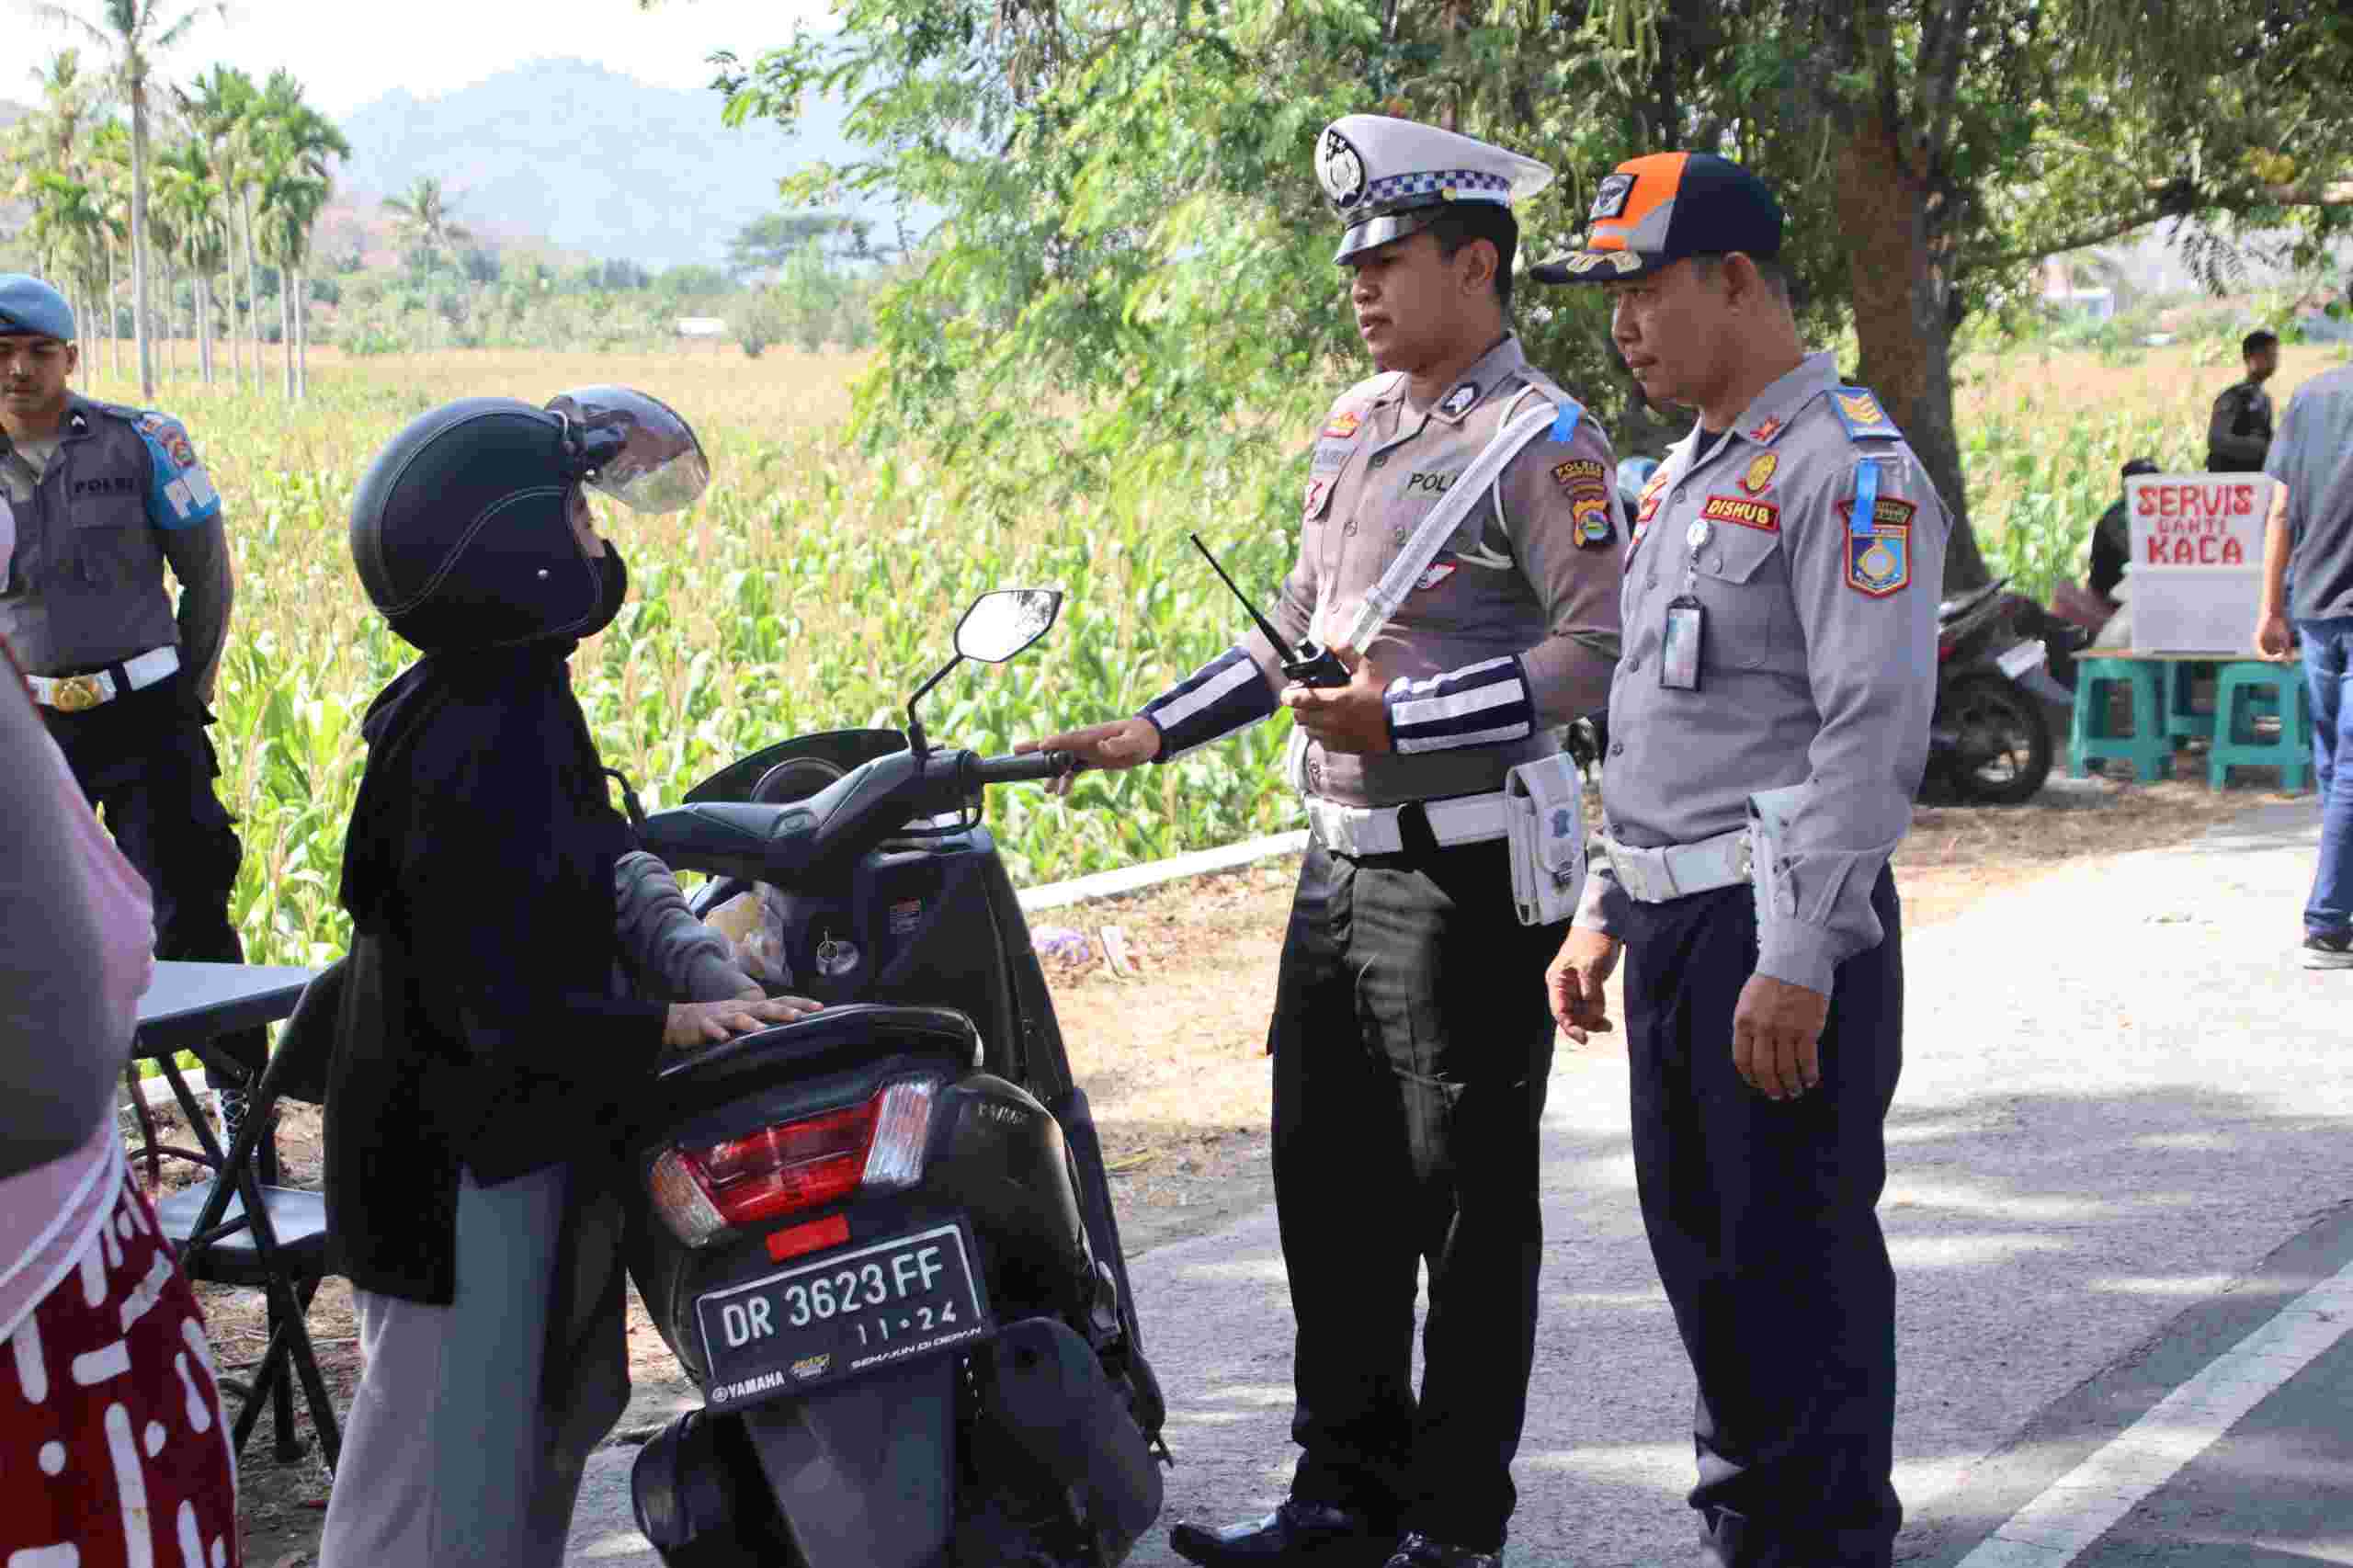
[0,275,258,1091]
[1025,117,1623,1568]
[1535,154,1942,1568]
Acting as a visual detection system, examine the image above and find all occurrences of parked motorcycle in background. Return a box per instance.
[619,589,1168,1568]
[1928,576,2078,804]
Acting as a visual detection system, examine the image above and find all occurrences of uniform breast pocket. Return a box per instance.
[1691,524,1797,674]
[71,494,147,588]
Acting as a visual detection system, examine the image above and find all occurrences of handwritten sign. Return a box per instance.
[2122,473,2273,653]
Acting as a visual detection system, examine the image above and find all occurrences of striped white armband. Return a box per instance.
[1141,645,1279,762]
[1383,655,1535,755]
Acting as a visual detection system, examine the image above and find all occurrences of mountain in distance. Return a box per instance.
[330,57,891,271]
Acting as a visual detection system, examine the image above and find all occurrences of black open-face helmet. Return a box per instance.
[350,386,710,653]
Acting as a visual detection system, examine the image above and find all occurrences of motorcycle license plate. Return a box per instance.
[1995,640,2046,680]
[696,1222,993,1410]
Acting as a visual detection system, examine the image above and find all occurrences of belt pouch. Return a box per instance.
[1504,752,1587,926]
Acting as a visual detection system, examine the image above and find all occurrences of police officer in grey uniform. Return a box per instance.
[1534,154,1942,1567]
[0,275,257,1086]
[1025,117,1622,1568]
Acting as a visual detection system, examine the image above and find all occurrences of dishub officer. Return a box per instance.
[1539,153,1944,1568]
[1025,115,1624,1568]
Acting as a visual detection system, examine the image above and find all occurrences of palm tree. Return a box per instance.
[381,176,472,354]
[26,172,115,355]
[251,73,347,399]
[154,136,222,382]
[176,63,252,390]
[87,120,133,380]
[25,2,225,403]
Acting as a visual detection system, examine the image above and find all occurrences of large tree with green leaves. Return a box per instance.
[23,0,224,402]
[708,0,2352,586]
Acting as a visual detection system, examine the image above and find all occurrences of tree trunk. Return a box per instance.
[280,267,293,399]
[196,266,213,384]
[131,85,155,403]
[295,262,309,400]
[225,259,242,390]
[240,190,262,395]
[1832,114,1991,592]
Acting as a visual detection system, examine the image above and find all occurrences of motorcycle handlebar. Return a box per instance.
[970,750,1077,784]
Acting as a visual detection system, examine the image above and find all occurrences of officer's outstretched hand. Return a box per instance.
[1279,644,1392,756]
[1546,927,1620,1044]
[1017,718,1162,798]
[1731,975,1830,1101]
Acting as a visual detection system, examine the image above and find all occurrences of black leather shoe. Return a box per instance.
[1170,1499,1396,1566]
[1383,1532,1504,1568]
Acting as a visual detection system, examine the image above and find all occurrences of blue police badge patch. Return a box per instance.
[1438,381,1480,419]
[1552,807,1577,839]
[1846,522,1911,597]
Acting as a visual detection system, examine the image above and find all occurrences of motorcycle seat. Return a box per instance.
[654,1003,983,1090]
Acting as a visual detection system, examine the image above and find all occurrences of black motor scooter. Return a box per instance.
[621,588,1168,1568]
[1928,576,2075,804]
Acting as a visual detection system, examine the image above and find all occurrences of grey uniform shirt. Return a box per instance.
[1575,352,1944,995]
[1158,335,1624,807]
[0,395,233,699]
[2265,362,2353,623]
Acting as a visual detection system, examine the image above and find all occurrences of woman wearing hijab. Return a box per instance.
[319,390,817,1567]
[2,631,246,1568]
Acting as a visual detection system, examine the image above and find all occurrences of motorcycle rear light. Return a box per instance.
[765,1212,851,1264]
[648,1149,730,1249]
[649,1076,944,1247]
[694,1102,877,1227]
[861,1078,938,1192]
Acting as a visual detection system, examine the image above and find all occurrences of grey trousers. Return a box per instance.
[320,1165,630,1568]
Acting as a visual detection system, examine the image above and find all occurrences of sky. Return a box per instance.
[15,0,835,117]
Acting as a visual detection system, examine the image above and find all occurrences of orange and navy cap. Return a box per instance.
[1529,152,1781,284]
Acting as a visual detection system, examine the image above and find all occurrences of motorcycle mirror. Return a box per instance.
[954,589,1063,665]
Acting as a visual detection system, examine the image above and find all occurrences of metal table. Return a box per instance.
[137,960,318,1056]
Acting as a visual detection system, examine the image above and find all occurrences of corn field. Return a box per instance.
[65,335,2347,976]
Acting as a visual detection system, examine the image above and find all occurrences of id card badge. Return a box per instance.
[1660,595,1704,690]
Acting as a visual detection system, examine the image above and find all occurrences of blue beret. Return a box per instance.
[0,275,75,342]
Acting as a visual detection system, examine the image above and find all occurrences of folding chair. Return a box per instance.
[144,960,346,1471]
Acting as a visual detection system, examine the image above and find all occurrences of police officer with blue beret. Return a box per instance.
[0,274,260,1090]
[1027,116,1624,1568]
[1534,155,1942,1567]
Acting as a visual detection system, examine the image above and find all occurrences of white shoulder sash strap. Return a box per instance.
[1338,401,1569,653]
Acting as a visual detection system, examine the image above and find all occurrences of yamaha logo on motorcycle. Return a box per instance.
[622,591,1170,1568]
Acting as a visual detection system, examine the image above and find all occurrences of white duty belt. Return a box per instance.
[1593,827,1752,903]
[28,645,180,712]
[1304,790,1508,858]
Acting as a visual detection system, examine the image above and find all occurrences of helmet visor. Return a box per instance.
[545,385,712,514]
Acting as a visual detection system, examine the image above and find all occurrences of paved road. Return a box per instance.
[567,799,2353,1567]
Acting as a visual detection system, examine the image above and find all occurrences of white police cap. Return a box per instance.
[1317,115,1554,265]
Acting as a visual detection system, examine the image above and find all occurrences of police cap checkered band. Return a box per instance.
[1320,114,1552,265]
[0,274,75,341]
[1529,152,1782,285]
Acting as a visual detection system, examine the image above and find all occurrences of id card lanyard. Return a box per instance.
[1660,515,1710,691]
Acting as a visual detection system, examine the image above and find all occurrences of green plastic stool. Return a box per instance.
[2070,658,2171,781]
[2208,660,2313,791]
[2161,662,2215,746]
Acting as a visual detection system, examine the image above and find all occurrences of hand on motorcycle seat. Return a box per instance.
[665,994,824,1049]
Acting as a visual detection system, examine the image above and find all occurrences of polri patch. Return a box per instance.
[1573,494,1613,549]
[1438,381,1480,419]
[1699,494,1780,533]
[1317,127,1367,208]
[1552,458,1606,490]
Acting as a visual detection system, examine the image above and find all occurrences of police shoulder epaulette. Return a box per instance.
[1828,386,1902,441]
[1506,376,1584,445]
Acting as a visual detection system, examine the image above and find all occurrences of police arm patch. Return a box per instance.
[1835,495,1918,597]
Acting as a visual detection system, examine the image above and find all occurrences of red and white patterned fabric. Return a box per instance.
[3,1146,242,1568]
